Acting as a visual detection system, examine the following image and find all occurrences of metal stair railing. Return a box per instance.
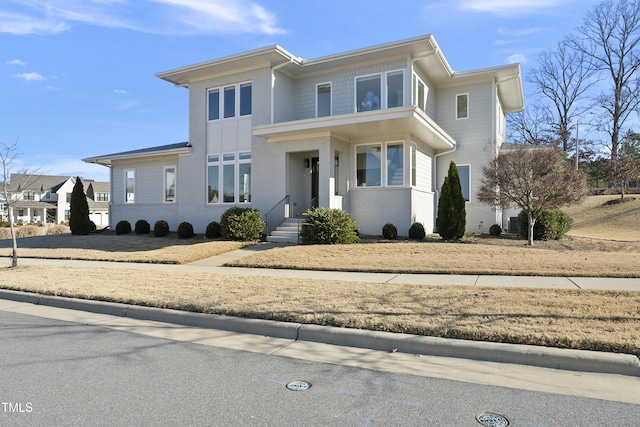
[264,195,290,237]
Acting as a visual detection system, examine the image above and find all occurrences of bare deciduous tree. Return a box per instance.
[478,145,588,246]
[507,104,555,146]
[1,141,42,268]
[529,40,598,152]
[608,130,640,197]
[570,0,640,161]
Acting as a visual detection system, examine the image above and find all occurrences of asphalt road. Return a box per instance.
[1,310,639,427]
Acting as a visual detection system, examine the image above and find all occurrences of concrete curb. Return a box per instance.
[2,289,639,377]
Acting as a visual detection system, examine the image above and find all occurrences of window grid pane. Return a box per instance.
[224,86,235,118]
[223,164,235,203]
[387,143,403,186]
[356,75,381,112]
[240,83,252,116]
[165,167,176,203]
[356,145,381,187]
[387,71,403,108]
[457,94,468,119]
[207,165,219,203]
[208,89,219,120]
[125,170,135,203]
[239,163,251,203]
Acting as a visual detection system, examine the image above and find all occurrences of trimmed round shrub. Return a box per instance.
[115,220,132,235]
[205,221,222,239]
[408,222,426,240]
[135,219,151,235]
[382,222,398,240]
[220,207,265,241]
[153,220,170,237]
[517,210,573,241]
[300,208,359,244]
[177,222,194,239]
[489,224,502,237]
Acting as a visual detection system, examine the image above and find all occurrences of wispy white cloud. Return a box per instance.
[12,72,46,81]
[7,58,27,65]
[114,89,129,94]
[0,0,284,36]
[507,53,527,64]
[460,0,572,15]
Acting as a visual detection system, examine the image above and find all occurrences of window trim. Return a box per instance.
[413,73,428,111]
[124,169,135,204]
[456,93,469,120]
[386,70,404,109]
[163,165,177,204]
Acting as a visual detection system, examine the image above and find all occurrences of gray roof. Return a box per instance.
[8,174,71,193]
[83,142,191,166]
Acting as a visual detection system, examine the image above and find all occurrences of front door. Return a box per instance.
[311,157,319,208]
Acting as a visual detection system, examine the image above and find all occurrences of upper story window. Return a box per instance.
[413,74,427,112]
[317,83,331,117]
[356,70,404,113]
[387,71,403,108]
[24,191,35,201]
[456,93,469,119]
[66,192,72,203]
[208,82,252,121]
[96,192,109,202]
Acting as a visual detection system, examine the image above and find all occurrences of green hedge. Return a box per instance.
[300,208,359,244]
[517,210,573,241]
[135,220,150,234]
[115,221,131,235]
[177,222,194,239]
[408,222,426,240]
[153,220,170,237]
[220,207,265,241]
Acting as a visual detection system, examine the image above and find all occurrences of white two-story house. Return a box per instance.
[83,35,524,238]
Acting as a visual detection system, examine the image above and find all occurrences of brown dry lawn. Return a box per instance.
[1,195,639,356]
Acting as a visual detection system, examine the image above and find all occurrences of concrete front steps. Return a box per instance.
[266,218,302,243]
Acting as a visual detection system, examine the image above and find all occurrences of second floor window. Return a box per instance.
[317,83,331,117]
[356,70,404,113]
[24,191,35,201]
[96,193,109,202]
[208,82,252,121]
[457,93,469,119]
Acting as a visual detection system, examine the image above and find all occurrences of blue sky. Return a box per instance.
[1,0,603,182]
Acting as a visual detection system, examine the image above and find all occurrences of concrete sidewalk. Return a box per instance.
[15,241,640,291]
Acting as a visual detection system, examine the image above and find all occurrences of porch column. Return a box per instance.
[318,144,332,208]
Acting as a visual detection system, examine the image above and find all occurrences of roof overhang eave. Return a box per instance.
[82,147,191,167]
[253,107,456,151]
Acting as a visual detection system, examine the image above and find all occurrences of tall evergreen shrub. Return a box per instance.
[436,161,466,240]
[69,176,91,235]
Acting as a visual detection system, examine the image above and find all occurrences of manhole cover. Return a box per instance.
[286,381,311,391]
[476,412,509,427]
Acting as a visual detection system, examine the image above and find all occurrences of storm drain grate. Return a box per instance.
[475,412,509,427]
[286,381,312,391]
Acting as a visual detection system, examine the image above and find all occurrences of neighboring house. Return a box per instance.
[83,35,524,238]
[2,174,110,226]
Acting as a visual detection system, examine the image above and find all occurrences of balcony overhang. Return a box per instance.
[253,107,456,152]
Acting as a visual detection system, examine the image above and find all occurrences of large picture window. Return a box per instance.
[356,70,404,112]
[207,152,251,204]
[208,82,252,121]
